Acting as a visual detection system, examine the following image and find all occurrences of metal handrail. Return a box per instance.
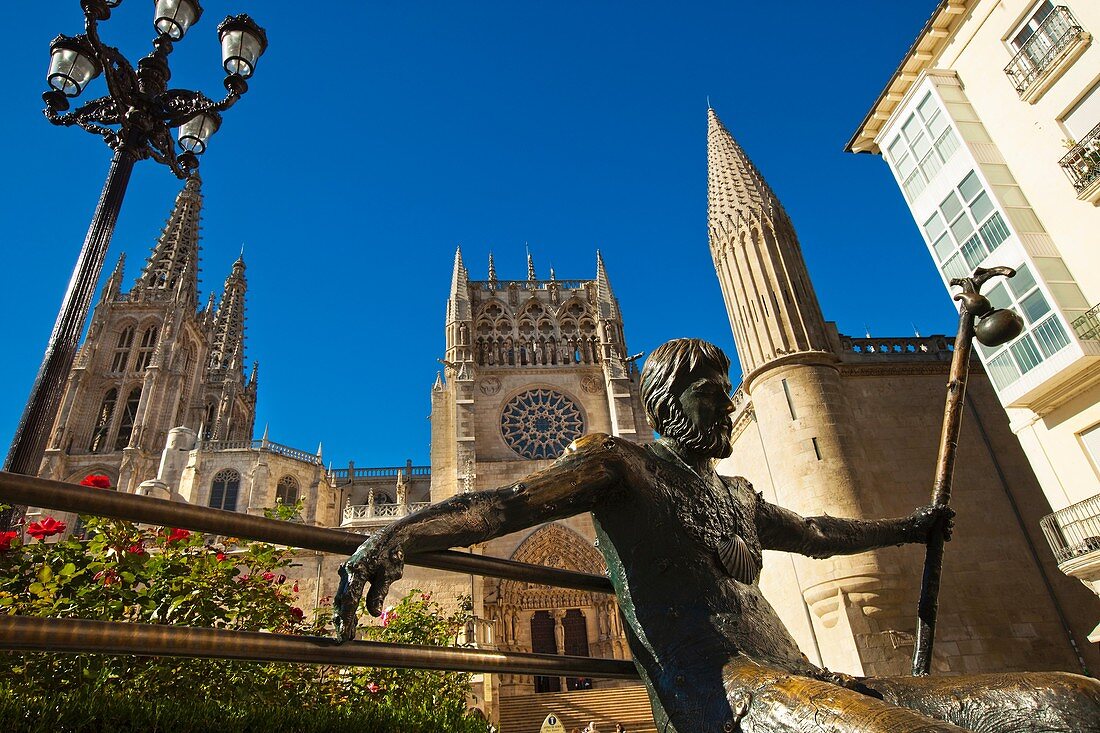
[0,471,615,594]
[1071,302,1100,341]
[1059,122,1100,194]
[1003,6,1086,95]
[1040,492,1100,564]
[0,615,639,679]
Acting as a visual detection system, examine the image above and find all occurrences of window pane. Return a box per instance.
[894,151,915,178]
[917,93,938,123]
[1020,289,1051,324]
[940,191,963,222]
[1010,262,1037,297]
[933,233,955,263]
[926,109,948,138]
[923,213,946,241]
[1011,335,1043,374]
[958,171,983,202]
[960,234,987,268]
[902,115,923,143]
[911,132,932,160]
[903,171,927,200]
[1032,316,1071,357]
[969,191,994,221]
[887,136,907,165]
[987,283,1012,311]
[978,212,1011,251]
[919,151,943,181]
[951,214,975,243]
[987,351,1020,389]
[943,253,968,280]
[935,129,959,161]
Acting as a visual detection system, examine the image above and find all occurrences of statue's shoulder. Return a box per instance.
[717,473,756,494]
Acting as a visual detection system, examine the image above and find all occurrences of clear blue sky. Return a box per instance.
[2,2,953,468]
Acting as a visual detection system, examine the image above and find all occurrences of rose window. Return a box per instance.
[500,389,585,459]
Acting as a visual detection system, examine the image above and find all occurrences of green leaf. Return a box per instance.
[59,563,77,577]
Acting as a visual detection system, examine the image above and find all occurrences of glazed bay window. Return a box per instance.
[978,263,1072,390]
[922,170,1011,280]
[886,92,960,201]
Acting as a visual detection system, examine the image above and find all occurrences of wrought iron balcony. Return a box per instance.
[1040,493,1100,564]
[1004,6,1088,96]
[1072,302,1100,342]
[1059,122,1100,194]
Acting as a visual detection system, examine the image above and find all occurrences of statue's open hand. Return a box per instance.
[332,534,405,643]
[907,504,955,544]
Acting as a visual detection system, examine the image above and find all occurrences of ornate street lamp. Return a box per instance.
[2,0,268,526]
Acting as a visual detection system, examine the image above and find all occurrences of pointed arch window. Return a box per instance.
[202,403,217,439]
[88,388,117,453]
[209,469,241,511]
[134,326,158,371]
[111,327,135,373]
[114,387,142,450]
[275,475,299,506]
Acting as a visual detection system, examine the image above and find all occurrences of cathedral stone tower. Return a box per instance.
[40,174,257,494]
[430,248,646,703]
[709,107,1097,676]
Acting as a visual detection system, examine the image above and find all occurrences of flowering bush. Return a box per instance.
[0,509,489,733]
[78,475,112,489]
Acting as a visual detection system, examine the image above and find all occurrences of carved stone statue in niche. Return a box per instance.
[336,339,1100,732]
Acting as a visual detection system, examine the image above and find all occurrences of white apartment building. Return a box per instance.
[847,0,1100,638]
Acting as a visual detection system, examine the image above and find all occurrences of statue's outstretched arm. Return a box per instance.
[333,433,623,640]
[755,500,952,559]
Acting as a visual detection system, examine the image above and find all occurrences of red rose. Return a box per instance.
[216,552,227,562]
[289,607,304,620]
[366,682,380,693]
[164,528,190,543]
[79,474,112,489]
[127,543,145,555]
[262,572,275,582]
[292,582,299,593]
[26,517,66,541]
[0,531,18,551]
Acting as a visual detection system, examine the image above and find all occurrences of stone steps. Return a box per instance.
[498,685,657,733]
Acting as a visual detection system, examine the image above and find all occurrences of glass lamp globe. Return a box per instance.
[177,112,221,155]
[154,0,203,40]
[218,15,268,78]
[47,35,102,97]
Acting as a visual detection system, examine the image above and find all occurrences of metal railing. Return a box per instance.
[1072,302,1100,341]
[1059,122,1100,194]
[0,471,626,678]
[1040,492,1100,564]
[1004,6,1087,96]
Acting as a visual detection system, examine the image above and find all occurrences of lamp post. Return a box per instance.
[2,0,268,528]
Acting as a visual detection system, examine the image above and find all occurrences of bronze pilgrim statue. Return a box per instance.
[334,338,1100,732]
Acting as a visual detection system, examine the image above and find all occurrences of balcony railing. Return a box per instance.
[1059,122,1100,194]
[1072,302,1100,342]
[343,501,430,526]
[1004,6,1087,96]
[200,438,321,465]
[1040,493,1100,564]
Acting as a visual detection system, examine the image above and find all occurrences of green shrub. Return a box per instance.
[0,508,489,732]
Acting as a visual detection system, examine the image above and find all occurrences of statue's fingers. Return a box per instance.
[365,563,404,617]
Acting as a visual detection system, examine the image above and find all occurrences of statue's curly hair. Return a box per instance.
[640,338,730,437]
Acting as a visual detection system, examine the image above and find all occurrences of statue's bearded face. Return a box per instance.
[668,363,735,459]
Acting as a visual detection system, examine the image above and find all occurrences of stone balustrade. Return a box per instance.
[838,335,953,359]
[199,438,321,465]
[342,501,430,526]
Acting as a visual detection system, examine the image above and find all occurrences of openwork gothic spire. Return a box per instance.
[209,256,247,373]
[707,107,830,377]
[133,173,202,308]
